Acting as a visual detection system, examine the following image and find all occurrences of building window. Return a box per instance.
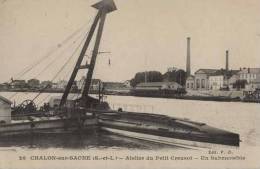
[187,83,189,89]
[191,83,194,89]
[196,79,200,89]
[201,79,205,88]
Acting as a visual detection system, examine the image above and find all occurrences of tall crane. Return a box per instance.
[59,0,117,108]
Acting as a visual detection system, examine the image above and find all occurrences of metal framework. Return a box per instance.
[59,0,117,107]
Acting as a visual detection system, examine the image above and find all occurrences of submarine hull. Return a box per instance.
[98,111,240,149]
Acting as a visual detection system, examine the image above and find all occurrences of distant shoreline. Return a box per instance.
[0,89,259,103]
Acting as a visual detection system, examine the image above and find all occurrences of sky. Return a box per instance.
[0,0,260,83]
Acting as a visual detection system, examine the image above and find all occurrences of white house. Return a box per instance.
[238,68,260,83]
[238,68,260,91]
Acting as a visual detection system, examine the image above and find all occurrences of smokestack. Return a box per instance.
[186,37,191,76]
[225,50,229,72]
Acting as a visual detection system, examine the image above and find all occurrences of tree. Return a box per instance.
[163,69,186,86]
[130,71,163,87]
[40,81,53,89]
[27,79,40,89]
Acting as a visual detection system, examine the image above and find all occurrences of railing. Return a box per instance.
[109,102,154,113]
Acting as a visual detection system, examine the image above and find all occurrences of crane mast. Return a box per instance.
[59,0,117,108]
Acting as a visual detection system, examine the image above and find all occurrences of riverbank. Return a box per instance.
[1,89,259,103]
[0,92,259,149]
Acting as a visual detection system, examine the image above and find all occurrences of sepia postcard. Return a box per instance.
[0,0,259,168]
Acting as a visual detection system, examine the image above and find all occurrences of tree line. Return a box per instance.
[130,69,187,87]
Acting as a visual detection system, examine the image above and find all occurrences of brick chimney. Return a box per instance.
[225,50,229,72]
[186,37,191,77]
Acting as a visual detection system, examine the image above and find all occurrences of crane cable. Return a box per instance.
[31,28,90,102]
[6,19,92,83]
[8,32,86,100]
[8,16,95,101]
[8,10,98,103]
[35,30,90,106]
[32,31,87,80]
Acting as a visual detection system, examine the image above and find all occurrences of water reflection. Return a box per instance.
[0,130,183,150]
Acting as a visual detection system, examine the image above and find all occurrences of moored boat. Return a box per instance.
[96,110,240,149]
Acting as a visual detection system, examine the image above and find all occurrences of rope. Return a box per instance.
[9,33,84,99]
[7,11,98,103]
[6,17,95,101]
[31,30,89,102]
[32,31,86,79]
[5,19,92,83]
[7,33,85,100]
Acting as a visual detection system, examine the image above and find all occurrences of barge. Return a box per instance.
[0,116,97,136]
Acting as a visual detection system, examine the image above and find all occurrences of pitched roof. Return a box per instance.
[195,69,219,74]
[210,69,239,77]
[195,68,239,78]
[186,75,195,80]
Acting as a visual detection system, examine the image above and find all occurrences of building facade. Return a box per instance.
[10,80,27,89]
[186,75,195,90]
[208,70,239,90]
[188,69,240,91]
[194,69,218,90]
[238,68,260,83]
[238,68,260,91]
[209,75,224,90]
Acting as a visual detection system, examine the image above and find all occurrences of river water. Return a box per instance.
[0,92,259,150]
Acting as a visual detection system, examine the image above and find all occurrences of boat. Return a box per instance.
[130,83,241,102]
[78,109,239,148]
[0,0,240,149]
[243,89,260,103]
